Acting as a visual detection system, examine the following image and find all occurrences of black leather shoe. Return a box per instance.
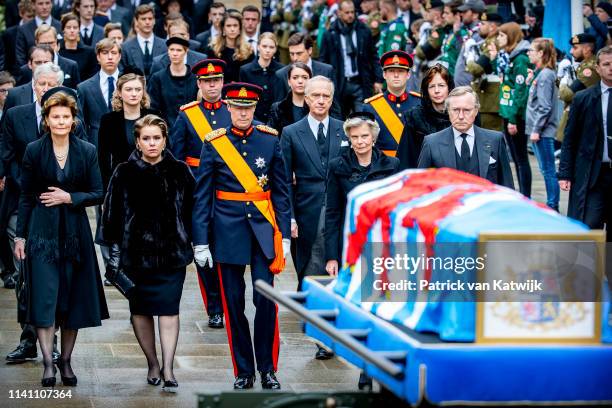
[57,360,77,386]
[104,279,113,286]
[260,371,281,390]
[208,313,224,328]
[41,365,57,387]
[162,379,178,393]
[233,375,255,390]
[3,275,16,289]
[6,344,37,363]
[314,345,334,360]
[147,377,161,386]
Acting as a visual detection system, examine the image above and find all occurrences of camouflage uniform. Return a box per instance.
[377,16,410,56]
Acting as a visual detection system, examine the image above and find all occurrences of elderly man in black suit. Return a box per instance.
[559,45,612,241]
[17,28,81,89]
[418,86,514,189]
[318,0,382,118]
[121,4,167,78]
[280,76,346,359]
[15,0,62,67]
[0,64,68,364]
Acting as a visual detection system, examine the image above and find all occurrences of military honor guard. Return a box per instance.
[169,58,231,329]
[363,50,420,156]
[192,82,291,390]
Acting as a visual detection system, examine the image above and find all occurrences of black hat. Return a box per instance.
[346,111,376,122]
[457,0,486,13]
[120,66,145,77]
[166,36,190,48]
[40,86,78,107]
[481,12,503,24]
[223,82,263,106]
[570,33,597,45]
[380,50,413,70]
[597,2,612,17]
[192,58,226,79]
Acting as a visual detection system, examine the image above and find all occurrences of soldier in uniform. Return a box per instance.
[465,12,504,131]
[364,50,421,156]
[169,59,231,329]
[414,0,446,63]
[558,34,599,141]
[377,0,411,56]
[192,82,291,390]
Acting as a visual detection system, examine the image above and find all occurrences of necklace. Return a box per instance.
[54,148,69,161]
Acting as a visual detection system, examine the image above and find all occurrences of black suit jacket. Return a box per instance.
[16,18,62,66]
[149,49,207,74]
[558,85,606,222]
[121,36,167,78]
[17,56,81,89]
[81,24,105,48]
[195,29,213,53]
[77,72,112,146]
[318,20,382,97]
[97,108,160,192]
[51,1,73,20]
[280,116,346,274]
[274,60,335,102]
[417,126,514,189]
[3,83,34,113]
[2,26,21,76]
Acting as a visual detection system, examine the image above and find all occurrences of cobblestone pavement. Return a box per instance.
[0,155,565,407]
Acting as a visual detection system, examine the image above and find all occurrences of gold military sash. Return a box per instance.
[368,94,404,157]
[181,102,214,166]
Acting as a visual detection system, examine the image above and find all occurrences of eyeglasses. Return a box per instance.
[0,89,9,94]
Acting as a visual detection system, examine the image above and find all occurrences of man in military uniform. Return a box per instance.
[192,82,291,390]
[377,0,410,56]
[414,0,446,62]
[364,50,420,156]
[465,12,504,131]
[169,58,230,329]
[558,33,599,140]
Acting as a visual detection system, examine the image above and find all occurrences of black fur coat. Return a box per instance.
[98,150,195,269]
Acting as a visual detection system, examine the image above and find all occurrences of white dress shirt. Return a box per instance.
[339,30,358,78]
[36,102,42,130]
[307,114,330,141]
[35,16,53,27]
[81,20,95,38]
[601,81,611,163]
[137,33,154,55]
[245,33,258,52]
[453,126,475,157]
[100,69,119,104]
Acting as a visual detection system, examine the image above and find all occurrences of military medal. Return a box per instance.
[257,174,268,187]
[255,157,266,169]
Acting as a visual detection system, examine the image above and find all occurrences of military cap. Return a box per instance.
[380,50,413,70]
[570,33,596,45]
[192,58,226,79]
[166,36,190,48]
[223,82,263,106]
[40,86,78,107]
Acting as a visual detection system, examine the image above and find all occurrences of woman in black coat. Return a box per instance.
[98,70,159,194]
[99,114,194,393]
[267,62,311,133]
[324,113,400,276]
[396,64,454,170]
[14,90,109,387]
[59,13,98,81]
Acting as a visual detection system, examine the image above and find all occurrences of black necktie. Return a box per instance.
[144,40,152,75]
[459,133,470,170]
[317,122,328,165]
[107,76,115,110]
[607,89,612,160]
[38,119,44,136]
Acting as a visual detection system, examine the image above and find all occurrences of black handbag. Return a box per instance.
[105,266,135,298]
[16,259,30,324]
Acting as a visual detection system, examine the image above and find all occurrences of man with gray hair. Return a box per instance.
[1,62,64,364]
[280,75,346,359]
[417,85,514,188]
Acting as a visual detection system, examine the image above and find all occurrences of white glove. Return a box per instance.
[194,244,213,268]
[282,238,291,258]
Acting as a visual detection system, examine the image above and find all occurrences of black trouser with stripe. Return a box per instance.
[217,237,279,377]
[196,263,222,315]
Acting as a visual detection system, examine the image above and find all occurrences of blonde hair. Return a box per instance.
[35,24,58,42]
[111,73,150,111]
[259,32,278,45]
[210,11,253,62]
[532,38,557,70]
[134,114,168,141]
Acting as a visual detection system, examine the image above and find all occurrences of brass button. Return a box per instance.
[242,139,247,144]
[398,113,402,117]
[396,104,400,108]
[211,111,215,116]
[246,202,250,206]
[242,152,247,157]
[212,121,217,125]
[247,213,252,218]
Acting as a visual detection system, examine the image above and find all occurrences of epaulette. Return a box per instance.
[364,93,383,104]
[409,91,422,98]
[204,128,226,142]
[180,100,199,111]
[256,124,279,136]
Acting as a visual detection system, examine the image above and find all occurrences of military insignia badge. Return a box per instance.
[515,75,525,85]
[257,174,268,187]
[255,157,266,169]
[207,63,215,73]
[239,87,248,97]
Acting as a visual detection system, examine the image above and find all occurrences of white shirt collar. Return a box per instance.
[601,81,611,93]
[307,114,330,138]
[306,58,313,71]
[81,20,94,31]
[137,33,154,52]
[35,102,42,123]
[211,26,220,38]
[35,16,52,27]
[100,69,119,83]
[452,126,475,139]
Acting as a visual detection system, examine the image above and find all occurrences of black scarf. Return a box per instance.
[338,20,358,73]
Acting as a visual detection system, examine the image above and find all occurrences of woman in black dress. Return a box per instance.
[396,64,453,170]
[99,115,194,393]
[14,89,109,387]
[206,11,254,83]
[324,112,400,276]
[267,62,312,133]
[59,13,98,81]
[98,69,158,194]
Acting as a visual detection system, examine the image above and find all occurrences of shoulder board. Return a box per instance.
[204,128,227,142]
[180,100,200,111]
[409,91,422,98]
[256,124,279,136]
[364,93,384,104]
